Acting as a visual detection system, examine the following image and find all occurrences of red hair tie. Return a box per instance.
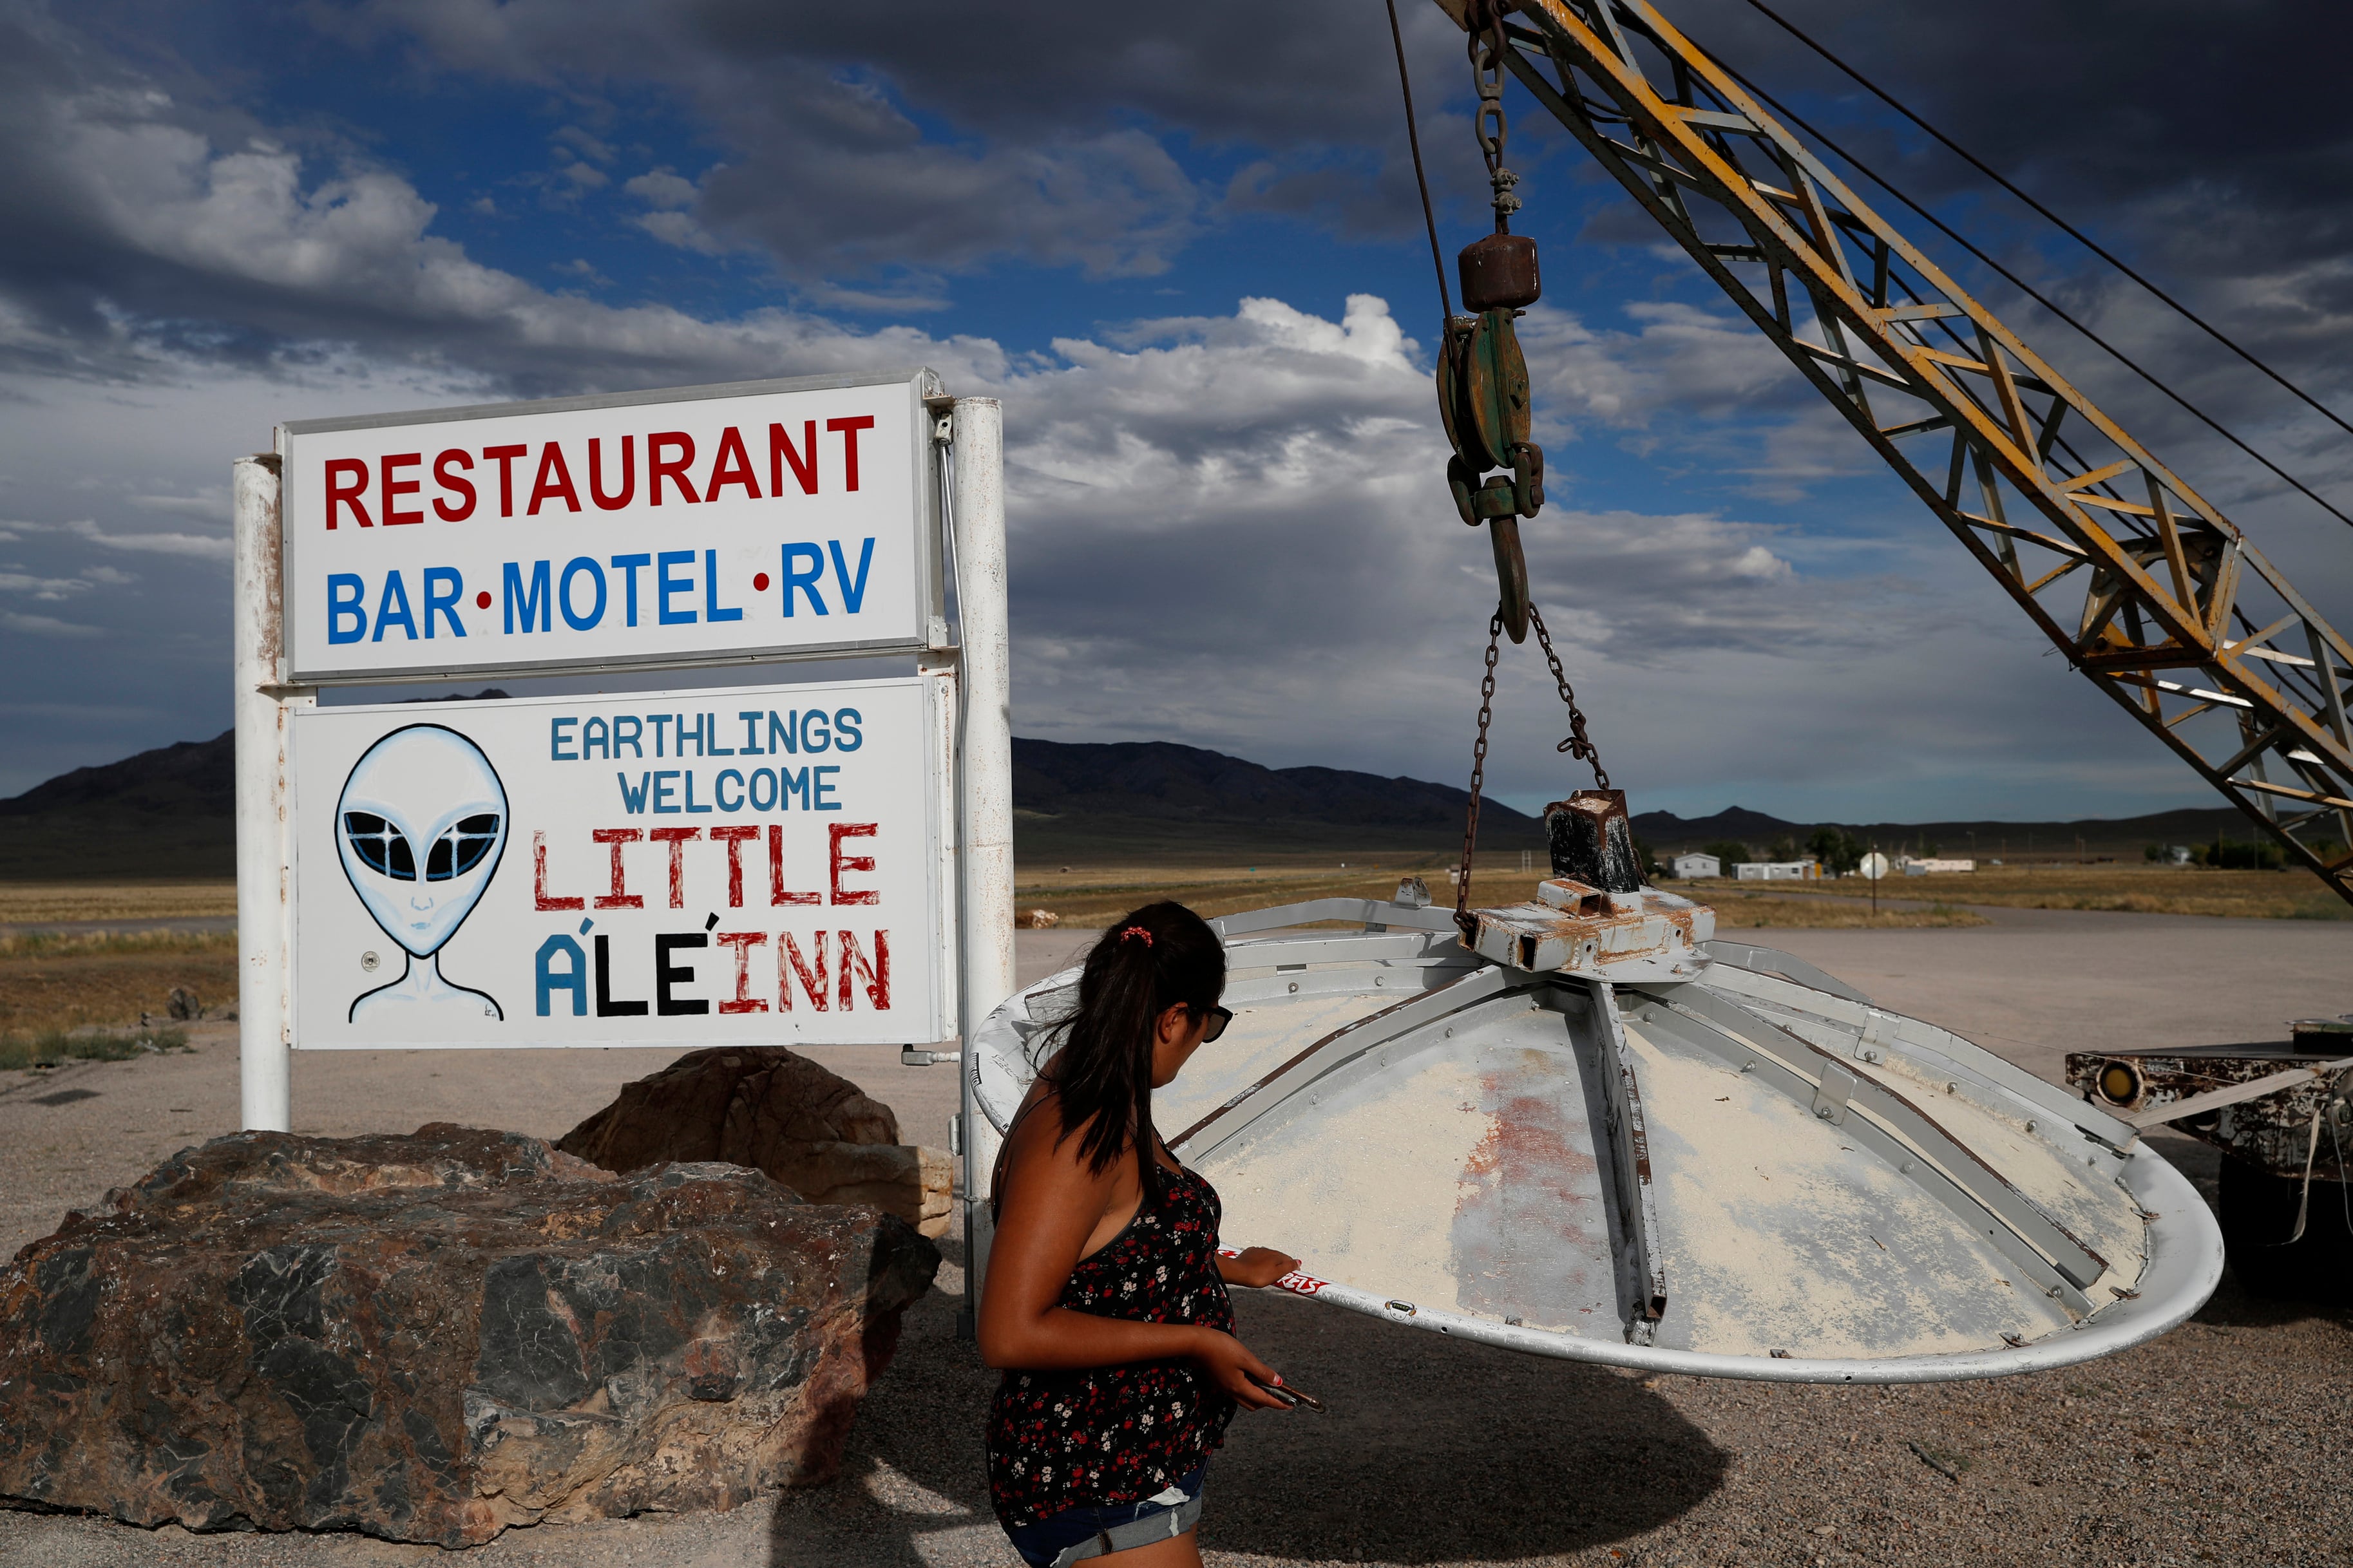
[1119,925,1154,947]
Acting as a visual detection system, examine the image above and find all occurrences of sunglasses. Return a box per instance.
[1197,1005,1233,1043]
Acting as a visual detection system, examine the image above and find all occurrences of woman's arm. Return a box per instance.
[1217,1247,1302,1289]
[978,1104,1289,1410]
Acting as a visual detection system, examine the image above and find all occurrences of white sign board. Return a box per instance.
[1858,851,1889,880]
[279,370,938,683]
[288,675,953,1048]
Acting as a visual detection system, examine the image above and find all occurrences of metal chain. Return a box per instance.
[1469,10,1521,230]
[1529,603,1610,791]
[1453,611,1505,936]
[1454,600,1611,934]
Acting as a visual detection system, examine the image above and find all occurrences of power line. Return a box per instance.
[1691,37,2353,532]
[1737,0,2353,448]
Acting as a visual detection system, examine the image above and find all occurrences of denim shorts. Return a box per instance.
[1002,1464,1208,1568]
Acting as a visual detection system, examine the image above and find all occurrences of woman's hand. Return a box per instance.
[1188,1327,1291,1411]
[1218,1246,1302,1289]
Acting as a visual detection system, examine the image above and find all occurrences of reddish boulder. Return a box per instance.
[0,1124,938,1545]
[558,1047,952,1236]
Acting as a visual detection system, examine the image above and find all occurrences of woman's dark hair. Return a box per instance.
[1040,900,1225,1202]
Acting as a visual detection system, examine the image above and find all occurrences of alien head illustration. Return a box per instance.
[336,723,508,965]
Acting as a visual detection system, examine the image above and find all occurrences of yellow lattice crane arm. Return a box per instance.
[1432,0,2353,905]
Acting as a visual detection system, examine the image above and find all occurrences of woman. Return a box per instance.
[979,901,1301,1568]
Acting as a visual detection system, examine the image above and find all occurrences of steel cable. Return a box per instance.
[1686,35,2353,533]
[1723,0,2353,529]
[1386,0,1455,325]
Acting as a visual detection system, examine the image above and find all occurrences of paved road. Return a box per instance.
[1748,902,2352,1086]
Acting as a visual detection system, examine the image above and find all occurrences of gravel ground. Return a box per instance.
[3,914,2350,1567]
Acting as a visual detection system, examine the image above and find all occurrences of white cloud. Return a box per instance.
[624,169,698,210]
[631,208,729,257]
[1,610,100,638]
[130,491,227,519]
[552,126,616,165]
[0,571,89,600]
[67,518,232,559]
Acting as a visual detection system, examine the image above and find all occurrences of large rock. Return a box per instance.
[0,1124,939,1545]
[558,1047,953,1237]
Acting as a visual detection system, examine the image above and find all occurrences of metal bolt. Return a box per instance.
[361,951,380,972]
[1288,982,1299,994]
[2024,1120,2037,1134]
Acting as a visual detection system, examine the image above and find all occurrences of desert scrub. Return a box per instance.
[0,1024,189,1072]
[0,929,236,1038]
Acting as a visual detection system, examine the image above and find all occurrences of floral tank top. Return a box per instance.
[985,1148,1237,1527]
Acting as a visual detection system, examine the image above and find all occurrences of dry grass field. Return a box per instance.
[1702,891,1987,929]
[1699,862,2353,921]
[1013,855,1989,930]
[0,930,234,1067]
[0,882,237,925]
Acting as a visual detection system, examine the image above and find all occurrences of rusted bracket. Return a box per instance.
[2123,1056,2353,1131]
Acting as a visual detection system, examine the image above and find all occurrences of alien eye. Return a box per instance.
[427,813,502,881]
[343,812,417,881]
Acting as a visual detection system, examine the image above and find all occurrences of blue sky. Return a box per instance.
[3,0,2349,826]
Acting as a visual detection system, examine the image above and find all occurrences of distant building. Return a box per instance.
[2163,845,2193,865]
[1671,852,1720,879]
[1734,860,1819,882]
[1900,857,1976,875]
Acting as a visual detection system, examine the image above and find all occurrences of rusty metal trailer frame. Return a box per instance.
[1431,0,2353,909]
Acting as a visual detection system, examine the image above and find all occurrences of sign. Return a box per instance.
[287,675,952,1048]
[280,370,940,683]
[1858,851,1889,880]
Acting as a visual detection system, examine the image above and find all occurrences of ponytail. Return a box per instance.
[1038,900,1225,1203]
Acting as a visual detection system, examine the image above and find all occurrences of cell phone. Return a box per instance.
[1252,1377,1325,1413]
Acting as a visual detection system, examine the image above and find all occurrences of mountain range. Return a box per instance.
[0,727,2254,881]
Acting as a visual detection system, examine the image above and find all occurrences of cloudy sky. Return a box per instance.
[3,0,2350,822]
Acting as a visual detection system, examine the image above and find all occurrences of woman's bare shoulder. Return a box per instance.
[1002,1080,1119,1182]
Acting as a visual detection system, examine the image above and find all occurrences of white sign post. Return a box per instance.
[231,373,1013,1135]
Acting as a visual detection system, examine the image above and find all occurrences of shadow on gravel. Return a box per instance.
[773,1239,1728,1567]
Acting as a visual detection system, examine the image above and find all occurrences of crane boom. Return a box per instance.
[1433,0,2353,907]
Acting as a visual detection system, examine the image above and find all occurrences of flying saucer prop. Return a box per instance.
[968,882,2223,1384]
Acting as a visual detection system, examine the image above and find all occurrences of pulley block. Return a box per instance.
[1437,308,1532,475]
[1459,231,1541,313]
